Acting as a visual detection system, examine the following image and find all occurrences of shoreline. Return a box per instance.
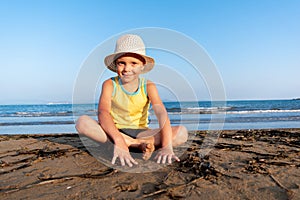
[1,127,300,136]
[1,128,299,199]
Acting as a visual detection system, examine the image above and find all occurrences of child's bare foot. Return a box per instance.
[138,138,155,160]
[140,143,155,160]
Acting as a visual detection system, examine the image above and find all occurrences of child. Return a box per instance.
[76,34,188,167]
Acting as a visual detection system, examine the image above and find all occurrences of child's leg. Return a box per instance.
[76,116,169,160]
[75,115,108,143]
[119,131,155,160]
[76,115,154,152]
[137,125,188,147]
[134,125,187,160]
[170,125,189,146]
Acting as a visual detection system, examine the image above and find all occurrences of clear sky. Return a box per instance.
[1,0,299,104]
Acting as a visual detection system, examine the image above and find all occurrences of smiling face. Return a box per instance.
[115,55,145,84]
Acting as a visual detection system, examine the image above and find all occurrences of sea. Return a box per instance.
[0,99,300,135]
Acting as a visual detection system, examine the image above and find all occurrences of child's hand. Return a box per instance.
[112,145,138,167]
[154,146,180,164]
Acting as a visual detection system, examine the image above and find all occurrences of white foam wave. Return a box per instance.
[166,109,300,115]
[226,109,300,114]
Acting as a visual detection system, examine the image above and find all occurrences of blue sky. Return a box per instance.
[0,0,299,104]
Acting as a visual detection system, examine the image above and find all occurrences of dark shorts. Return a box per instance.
[119,128,148,139]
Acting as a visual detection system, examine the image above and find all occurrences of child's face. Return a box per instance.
[115,56,144,83]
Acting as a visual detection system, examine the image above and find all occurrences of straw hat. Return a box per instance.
[104,34,155,73]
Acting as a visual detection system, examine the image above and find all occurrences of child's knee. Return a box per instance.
[173,125,188,146]
[75,115,91,133]
[177,125,188,143]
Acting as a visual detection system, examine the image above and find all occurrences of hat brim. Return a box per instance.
[104,52,155,73]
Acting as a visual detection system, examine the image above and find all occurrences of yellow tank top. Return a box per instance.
[110,76,150,129]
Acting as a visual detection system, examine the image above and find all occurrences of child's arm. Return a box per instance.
[147,80,180,164]
[98,79,138,167]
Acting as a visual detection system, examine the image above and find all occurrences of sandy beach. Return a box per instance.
[0,129,299,200]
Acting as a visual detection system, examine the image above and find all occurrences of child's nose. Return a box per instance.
[124,64,132,71]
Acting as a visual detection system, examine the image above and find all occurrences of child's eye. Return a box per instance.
[117,61,125,66]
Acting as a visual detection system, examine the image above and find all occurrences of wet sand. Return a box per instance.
[0,129,299,199]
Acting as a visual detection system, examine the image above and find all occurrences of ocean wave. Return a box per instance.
[2,108,300,118]
[166,108,300,115]
[226,109,300,114]
[0,121,74,126]
[166,106,232,114]
[0,111,74,117]
[46,102,71,105]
